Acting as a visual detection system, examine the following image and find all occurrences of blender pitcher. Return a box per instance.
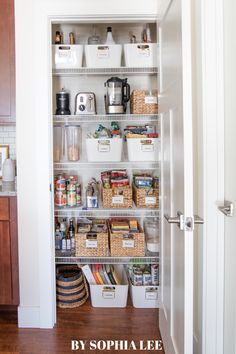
[104,77,130,114]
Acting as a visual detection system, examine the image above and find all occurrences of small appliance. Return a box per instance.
[75,92,96,115]
[55,89,71,115]
[104,77,130,114]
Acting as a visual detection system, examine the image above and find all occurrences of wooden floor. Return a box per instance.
[0,299,164,354]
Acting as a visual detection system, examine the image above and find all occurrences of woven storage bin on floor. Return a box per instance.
[56,265,89,308]
[75,220,109,257]
[102,186,132,209]
[133,184,159,209]
[130,90,158,114]
[109,224,145,257]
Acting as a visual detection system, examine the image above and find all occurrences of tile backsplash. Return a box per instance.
[0,126,16,160]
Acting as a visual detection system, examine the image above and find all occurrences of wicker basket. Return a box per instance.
[130,90,158,114]
[56,265,89,308]
[102,186,133,209]
[75,220,109,257]
[109,224,145,257]
[133,183,159,209]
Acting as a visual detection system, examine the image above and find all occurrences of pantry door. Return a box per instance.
[158,0,194,353]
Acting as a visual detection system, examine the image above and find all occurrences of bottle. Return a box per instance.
[60,218,67,252]
[68,219,75,252]
[55,226,61,251]
[105,26,115,44]
[146,25,152,43]
[55,31,61,44]
[69,32,75,45]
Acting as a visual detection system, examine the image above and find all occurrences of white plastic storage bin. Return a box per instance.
[127,138,160,162]
[124,43,158,67]
[130,284,159,308]
[52,45,83,69]
[89,266,128,308]
[85,44,122,68]
[86,138,123,162]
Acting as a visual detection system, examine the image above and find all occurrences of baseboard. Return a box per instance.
[18,305,40,328]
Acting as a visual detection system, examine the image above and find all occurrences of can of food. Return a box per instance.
[55,175,66,191]
[151,263,159,285]
[55,190,67,207]
[76,183,81,205]
[67,184,76,207]
[143,269,152,286]
[133,269,143,286]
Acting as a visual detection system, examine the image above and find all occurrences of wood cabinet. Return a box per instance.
[0,0,15,122]
[0,197,19,305]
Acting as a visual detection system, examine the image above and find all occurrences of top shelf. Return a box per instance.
[52,67,158,76]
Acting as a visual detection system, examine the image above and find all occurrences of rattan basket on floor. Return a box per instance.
[56,265,89,308]
[130,90,158,114]
[102,186,133,209]
[133,183,159,209]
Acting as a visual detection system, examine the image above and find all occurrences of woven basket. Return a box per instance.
[109,224,145,257]
[130,90,158,114]
[133,183,159,209]
[56,265,89,308]
[102,186,133,209]
[75,220,109,257]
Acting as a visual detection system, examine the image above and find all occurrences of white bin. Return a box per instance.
[124,43,158,67]
[89,266,128,308]
[85,44,122,68]
[130,284,159,308]
[127,138,160,162]
[52,45,83,69]
[86,138,123,162]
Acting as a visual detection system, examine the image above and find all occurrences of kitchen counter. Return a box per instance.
[0,181,17,196]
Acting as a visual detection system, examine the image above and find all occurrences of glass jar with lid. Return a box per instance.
[144,218,159,255]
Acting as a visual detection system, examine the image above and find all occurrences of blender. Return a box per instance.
[104,77,130,114]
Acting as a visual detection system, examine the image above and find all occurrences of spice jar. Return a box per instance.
[65,125,81,161]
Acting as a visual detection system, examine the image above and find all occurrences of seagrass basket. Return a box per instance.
[130,90,158,114]
[102,186,132,209]
[133,183,159,209]
[56,265,89,308]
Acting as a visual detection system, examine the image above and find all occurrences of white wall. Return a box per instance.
[15,0,158,328]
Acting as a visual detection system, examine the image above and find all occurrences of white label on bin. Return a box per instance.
[122,239,135,248]
[145,196,156,205]
[98,140,110,152]
[86,239,98,248]
[102,290,115,299]
[137,45,150,57]
[112,195,124,204]
[141,144,154,152]
[145,96,158,104]
[145,288,158,300]
[97,46,109,58]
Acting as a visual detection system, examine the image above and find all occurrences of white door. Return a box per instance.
[158,0,195,353]
[222,0,236,352]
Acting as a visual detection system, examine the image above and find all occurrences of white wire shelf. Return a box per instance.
[54,206,159,218]
[52,67,158,76]
[53,113,159,124]
[53,161,160,170]
[55,253,159,265]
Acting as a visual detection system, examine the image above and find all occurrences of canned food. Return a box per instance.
[55,175,66,191]
[67,187,76,207]
[143,269,152,286]
[151,263,159,285]
[55,190,67,206]
[76,183,82,205]
[133,269,143,286]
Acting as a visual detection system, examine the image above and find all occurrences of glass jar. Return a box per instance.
[53,125,62,162]
[65,125,81,161]
[144,218,159,255]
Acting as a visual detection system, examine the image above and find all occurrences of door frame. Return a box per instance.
[200,0,225,352]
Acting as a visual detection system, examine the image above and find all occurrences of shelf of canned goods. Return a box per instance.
[55,254,159,265]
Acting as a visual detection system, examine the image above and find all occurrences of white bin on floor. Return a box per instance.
[89,265,128,308]
[86,138,123,162]
[130,284,159,308]
[124,43,158,67]
[127,138,160,162]
[85,44,122,68]
[52,45,83,69]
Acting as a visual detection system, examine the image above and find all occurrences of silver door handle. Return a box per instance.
[164,212,204,231]
[218,201,234,217]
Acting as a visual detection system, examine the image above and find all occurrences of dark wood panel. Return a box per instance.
[0,221,12,304]
[0,0,15,121]
[0,302,164,353]
[9,197,19,305]
[0,197,10,220]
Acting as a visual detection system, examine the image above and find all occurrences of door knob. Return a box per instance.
[218,201,234,217]
[164,211,204,231]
